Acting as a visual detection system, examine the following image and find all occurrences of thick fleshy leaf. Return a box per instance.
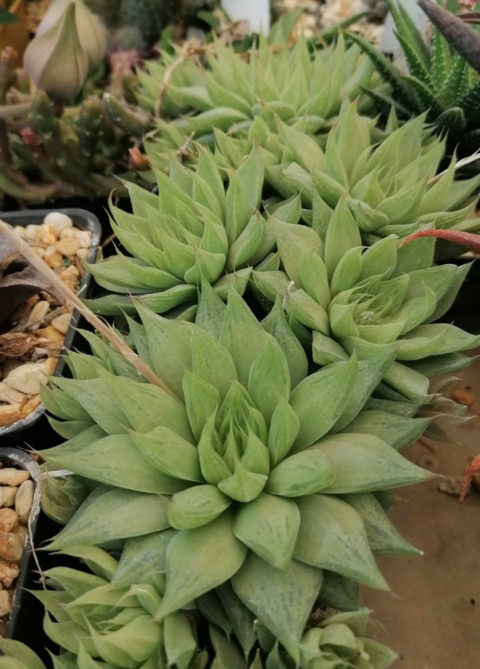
[262,299,308,389]
[137,304,192,400]
[217,582,257,657]
[232,554,323,663]
[220,290,270,386]
[318,571,360,612]
[284,287,330,335]
[324,197,362,280]
[130,426,203,482]
[112,530,176,588]
[218,460,268,503]
[398,324,480,361]
[248,338,290,424]
[196,280,227,340]
[48,488,170,551]
[332,344,397,432]
[168,485,231,530]
[89,615,162,667]
[209,625,246,669]
[290,356,358,451]
[191,324,238,400]
[44,613,97,656]
[164,612,197,669]
[52,378,129,435]
[233,493,300,569]
[44,434,188,494]
[294,495,388,590]
[101,374,194,444]
[155,512,247,619]
[310,433,432,493]
[267,398,301,467]
[342,493,420,556]
[57,545,118,581]
[343,411,430,451]
[272,218,323,287]
[183,371,221,441]
[266,451,335,497]
[0,641,48,669]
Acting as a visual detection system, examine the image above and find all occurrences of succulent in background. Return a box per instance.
[349,0,480,158]
[24,0,106,101]
[210,608,397,668]
[141,35,377,171]
[0,542,203,668]
[40,291,431,646]
[0,46,152,203]
[0,607,397,669]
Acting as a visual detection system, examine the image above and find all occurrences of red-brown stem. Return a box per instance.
[399,229,480,253]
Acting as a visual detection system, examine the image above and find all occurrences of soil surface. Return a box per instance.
[362,350,480,668]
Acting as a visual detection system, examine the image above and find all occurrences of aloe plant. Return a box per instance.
[349,0,480,156]
[38,289,433,657]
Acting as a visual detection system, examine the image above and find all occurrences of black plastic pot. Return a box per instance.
[0,208,102,442]
[0,448,41,640]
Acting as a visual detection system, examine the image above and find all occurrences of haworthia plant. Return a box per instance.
[84,143,266,316]
[140,34,377,171]
[41,291,432,659]
[0,608,397,669]
[252,194,480,411]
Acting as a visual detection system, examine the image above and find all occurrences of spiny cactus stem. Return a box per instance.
[0,219,183,404]
[399,229,480,253]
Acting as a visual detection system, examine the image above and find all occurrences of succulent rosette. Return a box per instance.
[40,290,430,660]
[84,144,270,316]
[0,542,203,669]
[252,194,480,409]
[141,35,376,171]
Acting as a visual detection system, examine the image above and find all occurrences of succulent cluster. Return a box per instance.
[38,291,427,663]
[351,0,480,157]
[141,35,377,171]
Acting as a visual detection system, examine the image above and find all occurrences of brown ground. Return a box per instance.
[362,351,480,669]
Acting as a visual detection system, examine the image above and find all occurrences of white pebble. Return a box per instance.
[15,481,34,525]
[28,301,50,330]
[4,361,51,395]
[51,313,71,335]
[44,212,73,234]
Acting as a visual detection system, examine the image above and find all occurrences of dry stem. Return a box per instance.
[0,219,183,404]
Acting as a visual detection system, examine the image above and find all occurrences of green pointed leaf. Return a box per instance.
[233,493,300,569]
[155,512,247,619]
[218,460,268,503]
[267,451,335,497]
[262,299,308,390]
[267,398,301,468]
[343,411,430,451]
[294,494,388,590]
[164,612,197,669]
[101,373,194,443]
[89,615,162,667]
[57,545,118,581]
[130,426,203,482]
[112,530,176,588]
[137,304,192,401]
[310,433,432,493]
[290,356,358,451]
[44,434,187,494]
[272,219,323,288]
[284,287,330,335]
[225,170,252,244]
[217,582,257,657]
[318,571,359,612]
[48,488,170,551]
[183,370,221,441]
[342,493,420,556]
[398,324,480,361]
[220,290,270,386]
[168,485,231,530]
[248,338,290,424]
[325,197,362,280]
[0,641,47,669]
[227,212,267,271]
[196,280,227,340]
[232,554,323,664]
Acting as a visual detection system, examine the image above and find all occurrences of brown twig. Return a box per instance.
[0,219,183,404]
[154,40,211,118]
